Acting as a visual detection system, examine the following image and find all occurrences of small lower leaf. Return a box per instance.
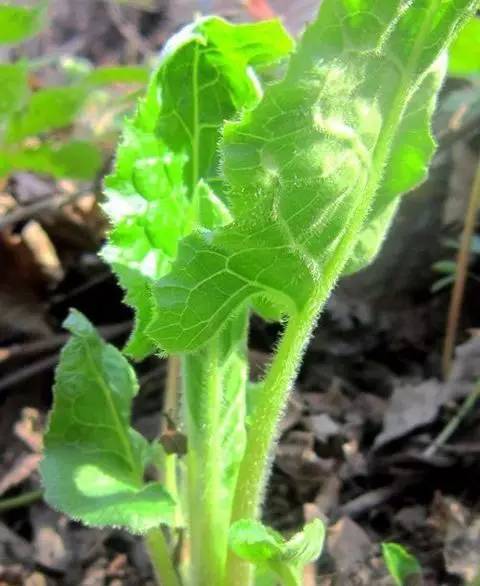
[40,310,175,534]
[382,542,422,586]
[229,519,285,563]
[282,518,326,565]
[230,518,326,586]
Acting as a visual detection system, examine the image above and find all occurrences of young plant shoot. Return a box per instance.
[40,2,478,586]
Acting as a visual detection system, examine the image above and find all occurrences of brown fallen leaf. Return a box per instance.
[328,517,373,575]
[374,380,448,448]
[444,518,480,582]
[276,430,335,492]
[31,507,72,573]
[0,522,33,565]
[429,493,480,582]
[304,383,353,419]
[447,336,480,400]
[306,414,341,443]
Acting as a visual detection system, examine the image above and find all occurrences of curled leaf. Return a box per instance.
[102,16,293,358]
[149,1,477,354]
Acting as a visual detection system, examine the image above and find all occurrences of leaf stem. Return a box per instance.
[145,528,181,586]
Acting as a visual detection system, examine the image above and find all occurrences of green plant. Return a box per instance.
[432,234,480,292]
[39,2,477,586]
[382,542,422,586]
[0,0,148,181]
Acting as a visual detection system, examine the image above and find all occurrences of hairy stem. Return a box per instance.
[183,338,226,586]
[162,356,181,518]
[145,528,181,586]
[225,300,319,586]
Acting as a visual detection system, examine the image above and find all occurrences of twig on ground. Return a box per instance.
[442,157,480,378]
[49,272,114,305]
[0,321,131,363]
[335,484,404,520]
[0,321,132,395]
[0,489,43,513]
[424,380,480,458]
[0,189,90,230]
[0,354,59,396]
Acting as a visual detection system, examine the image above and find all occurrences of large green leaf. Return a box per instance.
[102,16,293,359]
[448,16,480,77]
[0,1,47,44]
[148,0,477,354]
[0,63,29,119]
[40,310,175,534]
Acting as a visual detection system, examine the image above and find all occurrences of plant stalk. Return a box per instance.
[162,356,181,513]
[225,301,319,586]
[183,338,226,586]
[145,528,181,586]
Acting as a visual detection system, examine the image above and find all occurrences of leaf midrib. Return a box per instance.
[316,0,444,298]
[82,338,141,484]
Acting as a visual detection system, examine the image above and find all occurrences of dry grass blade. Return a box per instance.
[442,157,480,378]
